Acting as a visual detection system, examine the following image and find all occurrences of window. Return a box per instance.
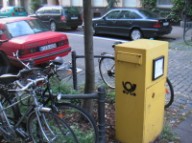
[93,0,106,7]
[123,0,137,7]
[119,11,130,19]
[129,12,141,19]
[105,10,121,19]
[36,8,44,15]
[71,0,82,6]
[157,0,173,8]
[52,8,61,15]
[14,7,26,12]
[6,19,49,38]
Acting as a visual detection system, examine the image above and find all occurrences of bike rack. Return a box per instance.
[67,50,110,142]
[71,50,113,90]
[57,87,106,143]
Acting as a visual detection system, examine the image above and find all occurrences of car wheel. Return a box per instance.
[130,29,142,40]
[0,52,11,75]
[50,21,57,31]
[71,26,78,30]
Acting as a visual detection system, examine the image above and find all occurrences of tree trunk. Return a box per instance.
[83,0,95,112]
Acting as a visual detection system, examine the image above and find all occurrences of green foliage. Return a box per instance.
[159,122,180,142]
[141,0,157,11]
[50,77,78,94]
[30,0,41,13]
[106,90,115,102]
[106,0,119,9]
[169,0,192,22]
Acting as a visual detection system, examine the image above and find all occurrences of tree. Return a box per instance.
[141,0,156,10]
[30,0,41,13]
[82,0,95,112]
[106,0,119,9]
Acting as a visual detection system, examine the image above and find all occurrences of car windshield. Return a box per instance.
[138,9,159,18]
[6,19,49,38]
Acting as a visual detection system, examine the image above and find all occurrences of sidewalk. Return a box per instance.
[164,26,192,143]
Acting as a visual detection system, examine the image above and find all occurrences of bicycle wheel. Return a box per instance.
[99,56,115,89]
[55,103,98,143]
[165,78,174,108]
[183,28,192,46]
[27,111,78,143]
[0,89,20,141]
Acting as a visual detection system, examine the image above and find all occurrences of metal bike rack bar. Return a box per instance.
[71,50,113,90]
[58,87,106,143]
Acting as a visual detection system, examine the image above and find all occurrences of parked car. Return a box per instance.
[0,17,71,75]
[0,6,27,17]
[92,8,172,40]
[30,5,82,31]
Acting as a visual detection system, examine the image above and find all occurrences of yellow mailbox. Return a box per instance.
[115,39,168,143]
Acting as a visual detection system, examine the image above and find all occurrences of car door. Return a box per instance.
[114,10,133,36]
[116,10,143,37]
[94,10,121,34]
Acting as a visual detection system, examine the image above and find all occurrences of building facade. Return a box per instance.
[0,0,172,14]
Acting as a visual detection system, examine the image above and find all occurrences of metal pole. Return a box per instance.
[98,87,106,143]
[71,51,78,90]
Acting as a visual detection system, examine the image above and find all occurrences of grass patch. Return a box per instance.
[158,122,180,142]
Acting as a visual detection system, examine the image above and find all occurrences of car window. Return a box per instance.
[14,7,26,12]
[0,7,11,13]
[105,10,121,19]
[52,8,61,15]
[36,8,44,15]
[6,19,49,38]
[129,12,141,19]
[118,11,131,19]
[138,9,158,18]
[44,9,52,15]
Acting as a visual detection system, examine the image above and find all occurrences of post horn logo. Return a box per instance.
[122,81,137,96]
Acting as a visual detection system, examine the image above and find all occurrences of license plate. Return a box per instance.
[71,17,78,20]
[40,43,57,51]
[163,22,169,26]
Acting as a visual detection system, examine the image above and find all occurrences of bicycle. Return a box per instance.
[0,70,78,142]
[0,46,78,142]
[98,43,174,108]
[15,56,99,143]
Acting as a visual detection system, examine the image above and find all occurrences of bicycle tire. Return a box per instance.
[183,27,192,46]
[27,110,78,143]
[165,78,174,108]
[0,89,20,141]
[99,56,115,89]
[55,103,99,143]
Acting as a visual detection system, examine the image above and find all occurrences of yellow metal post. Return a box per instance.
[115,39,168,143]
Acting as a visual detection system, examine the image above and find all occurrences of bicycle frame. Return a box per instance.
[0,81,53,142]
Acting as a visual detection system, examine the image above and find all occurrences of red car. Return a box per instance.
[0,17,71,74]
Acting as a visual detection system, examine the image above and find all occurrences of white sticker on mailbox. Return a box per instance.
[153,56,164,80]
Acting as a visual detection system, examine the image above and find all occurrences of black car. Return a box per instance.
[92,8,172,40]
[30,5,82,31]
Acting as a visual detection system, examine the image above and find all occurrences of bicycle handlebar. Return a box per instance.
[14,77,46,92]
